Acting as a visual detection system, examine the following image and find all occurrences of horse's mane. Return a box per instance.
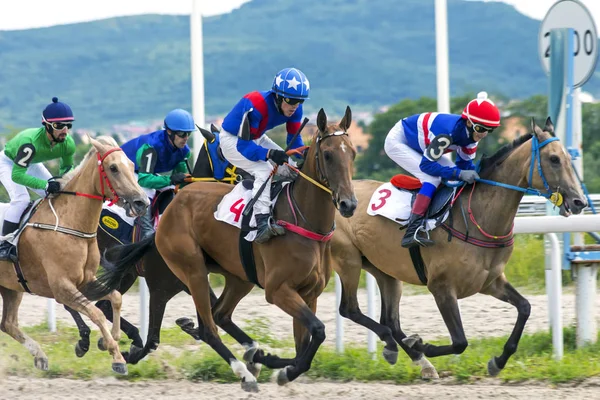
[478,133,533,176]
[60,136,119,184]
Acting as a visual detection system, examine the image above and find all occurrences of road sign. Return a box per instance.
[538,0,598,87]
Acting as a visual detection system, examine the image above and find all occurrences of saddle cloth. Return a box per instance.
[214,180,289,242]
[366,182,448,231]
[0,200,42,246]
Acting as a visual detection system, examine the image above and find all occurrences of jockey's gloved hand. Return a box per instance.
[267,149,289,166]
[170,172,189,185]
[45,180,61,194]
[458,169,480,184]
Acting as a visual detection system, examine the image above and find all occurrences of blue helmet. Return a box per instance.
[164,109,195,132]
[42,97,74,122]
[271,68,310,100]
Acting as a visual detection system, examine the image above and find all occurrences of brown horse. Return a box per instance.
[0,137,149,374]
[97,107,358,391]
[330,118,587,378]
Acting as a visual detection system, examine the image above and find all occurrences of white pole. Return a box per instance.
[547,233,563,360]
[47,299,56,332]
[435,0,450,114]
[334,273,344,353]
[366,272,377,358]
[191,0,206,163]
[139,277,149,346]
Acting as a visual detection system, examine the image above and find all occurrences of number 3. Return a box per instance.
[426,134,452,161]
[371,189,391,211]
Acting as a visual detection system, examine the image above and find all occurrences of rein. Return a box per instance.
[446,135,561,247]
[274,130,347,242]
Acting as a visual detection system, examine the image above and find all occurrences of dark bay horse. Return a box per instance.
[94,107,358,391]
[330,118,587,377]
[0,137,149,374]
[65,124,243,363]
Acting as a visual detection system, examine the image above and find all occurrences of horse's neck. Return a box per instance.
[280,155,335,233]
[454,145,531,238]
[38,159,103,233]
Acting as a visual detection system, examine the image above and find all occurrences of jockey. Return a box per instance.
[0,97,76,262]
[384,91,501,248]
[219,67,309,244]
[121,109,193,239]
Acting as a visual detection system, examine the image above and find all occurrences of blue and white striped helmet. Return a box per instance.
[271,68,310,100]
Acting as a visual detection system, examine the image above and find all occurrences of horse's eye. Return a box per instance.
[550,155,560,165]
[324,151,332,162]
[110,165,119,173]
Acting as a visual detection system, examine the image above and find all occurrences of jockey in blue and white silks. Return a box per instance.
[384,92,501,248]
[219,67,309,243]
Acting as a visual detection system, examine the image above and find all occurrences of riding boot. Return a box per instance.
[254,213,285,244]
[0,221,20,263]
[401,194,435,248]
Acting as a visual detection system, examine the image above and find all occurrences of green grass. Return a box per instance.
[1,322,599,385]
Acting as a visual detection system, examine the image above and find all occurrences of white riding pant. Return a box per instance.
[384,120,456,187]
[220,131,295,215]
[0,151,51,224]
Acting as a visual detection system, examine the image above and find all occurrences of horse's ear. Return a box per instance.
[197,124,215,142]
[89,136,104,153]
[544,116,555,136]
[211,123,221,133]
[317,108,327,134]
[531,117,544,138]
[339,106,352,131]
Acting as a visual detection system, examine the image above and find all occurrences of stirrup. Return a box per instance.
[413,225,434,247]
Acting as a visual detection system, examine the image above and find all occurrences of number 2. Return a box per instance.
[16,147,34,167]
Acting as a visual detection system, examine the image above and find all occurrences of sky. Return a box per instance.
[0,0,599,31]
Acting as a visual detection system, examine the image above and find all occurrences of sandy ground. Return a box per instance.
[1,375,600,400]
[11,288,600,345]
[3,288,600,399]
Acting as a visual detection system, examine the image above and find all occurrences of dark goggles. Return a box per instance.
[49,121,72,130]
[283,97,304,105]
[172,130,192,138]
[472,123,494,134]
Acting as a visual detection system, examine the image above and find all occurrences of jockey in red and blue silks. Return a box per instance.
[220,67,309,244]
[384,92,501,248]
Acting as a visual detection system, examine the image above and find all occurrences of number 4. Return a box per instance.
[230,198,245,223]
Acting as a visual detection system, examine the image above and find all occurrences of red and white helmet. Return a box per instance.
[461,91,501,127]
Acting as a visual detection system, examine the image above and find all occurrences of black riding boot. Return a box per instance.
[254,214,285,244]
[401,213,435,248]
[0,221,20,263]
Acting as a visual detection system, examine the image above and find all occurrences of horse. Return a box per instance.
[64,124,246,363]
[0,136,149,375]
[91,107,358,391]
[329,117,587,378]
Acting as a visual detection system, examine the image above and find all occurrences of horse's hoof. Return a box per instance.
[247,362,263,378]
[402,334,422,349]
[241,379,259,393]
[243,342,262,377]
[176,317,202,341]
[487,357,502,377]
[34,357,49,371]
[276,366,291,386]
[126,345,145,365]
[382,347,398,365]
[112,362,128,375]
[97,337,107,351]
[75,342,89,358]
[422,365,440,380]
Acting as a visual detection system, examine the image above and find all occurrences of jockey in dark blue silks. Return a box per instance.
[220,67,309,244]
[384,92,502,248]
[121,109,194,239]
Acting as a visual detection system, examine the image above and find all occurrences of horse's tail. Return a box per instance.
[79,234,156,301]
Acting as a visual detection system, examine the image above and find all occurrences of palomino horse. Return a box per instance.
[95,107,358,391]
[330,118,587,378]
[65,124,247,363]
[0,137,149,374]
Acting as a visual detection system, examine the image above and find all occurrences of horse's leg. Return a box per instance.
[266,285,325,385]
[63,304,91,357]
[481,275,531,376]
[365,265,438,379]
[94,288,122,352]
[402,283,468,358]
[53,281,127,375]
[331,248,398,363]
[163,251,258,393]
[0,287,48,370]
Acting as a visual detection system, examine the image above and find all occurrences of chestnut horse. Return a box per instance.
[95,107,358,391]
[0,137,149,375]
[330,118,587,378]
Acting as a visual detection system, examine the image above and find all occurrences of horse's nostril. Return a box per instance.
[134,200,148,211]
[573,199,587,208]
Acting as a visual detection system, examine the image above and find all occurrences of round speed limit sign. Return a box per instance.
[538,0,598,87]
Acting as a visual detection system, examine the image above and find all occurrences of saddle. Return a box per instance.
[390,174,455,225]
